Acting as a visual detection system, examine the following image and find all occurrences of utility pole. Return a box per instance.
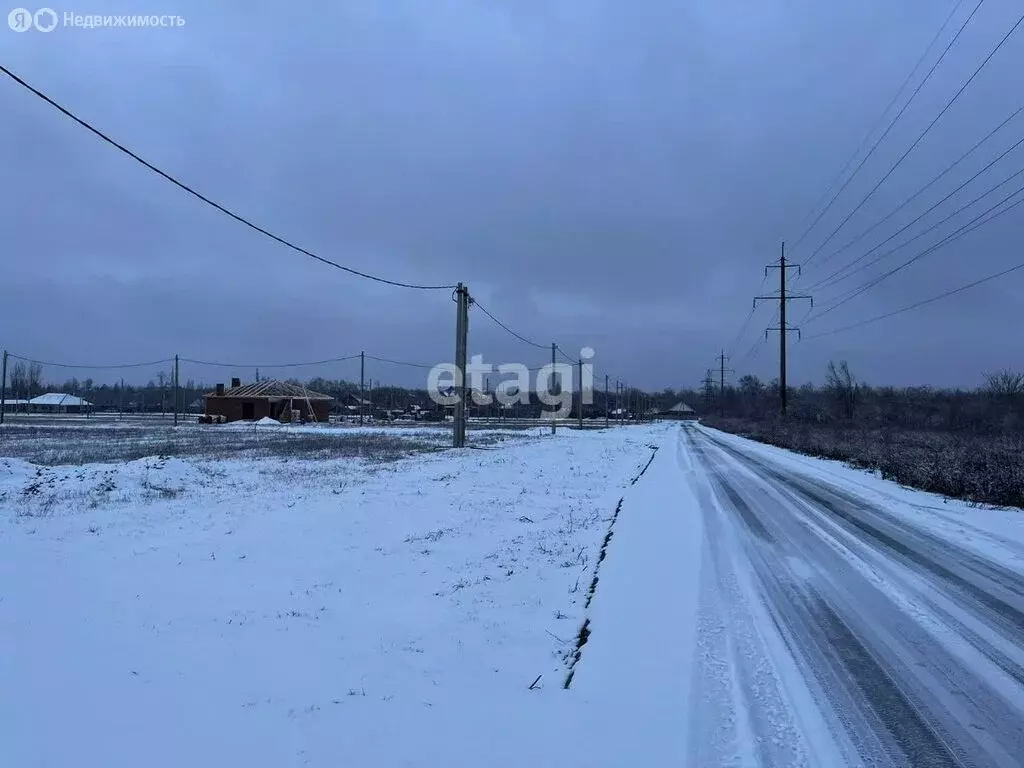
[119,377,124,420]
[173,354,179,427]
[703,369,714,412]
[453,283,469,448]
[754,242,812,416]
[359,351,365,426]
[550,343,557,435]
[577,358,584,429]
[0,350,7,425]
[604,373,609,428]
[717,351,734,418]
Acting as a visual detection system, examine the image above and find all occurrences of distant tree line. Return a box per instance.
[703,361,1024,507]
[701,361,1024,436]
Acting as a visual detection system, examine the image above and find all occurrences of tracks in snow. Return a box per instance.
[683,425,1024,768]
[563,443,660,689]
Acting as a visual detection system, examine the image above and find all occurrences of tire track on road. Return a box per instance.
[701,429,1024,642]
[686,425,1024,767]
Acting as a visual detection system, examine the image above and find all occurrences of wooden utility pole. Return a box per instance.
[550,343,557,435]
[577,358,584,429]
[173,354,179,427]
[453,283,469,448]
[755,242,812,416]
[0,350,7,425]
[359,351,365,425]
[604,374,609,428]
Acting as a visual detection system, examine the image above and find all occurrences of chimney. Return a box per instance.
[216,383,224,396]
[231,377,241,389]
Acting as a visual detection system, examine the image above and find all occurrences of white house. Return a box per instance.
[29,393,93,413]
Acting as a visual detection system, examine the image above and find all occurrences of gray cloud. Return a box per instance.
[1,0,1021,390]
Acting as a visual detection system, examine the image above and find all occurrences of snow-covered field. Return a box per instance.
[0,422,666,766]
[0,419,544,466]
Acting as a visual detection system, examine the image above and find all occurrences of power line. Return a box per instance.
[364,355,436,369]
[805,186,1024,324]
[725,272,769,358]
[812,101,1024,273]
[180,354,360,368]
[737,335,766,367]
[737,304,779,367]
[803,4,1021,268]
[803,257,1024,340]
[0,65,457,291]
[471,299,586,368]
[808,148,1024,292]
[471,299,549,350]
[5,353,173,369]
[791,0,978,252]
[557,347,577,365]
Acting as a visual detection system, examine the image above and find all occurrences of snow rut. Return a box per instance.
[686,425,1024,768]
[563,444,660,689]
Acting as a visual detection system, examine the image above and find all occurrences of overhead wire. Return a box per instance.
[802,5,1022,268]
[804,252,1024,340]
[812,101,1024,272]
[791,0,979,253]
[179,354,361,369]
[808,147,1024,292]
[5,353,173,369]
[724,271,769,359]
[805,184,1024,324]
[0,65,457,291]
[470,299,549,350]
[364,355,436,369]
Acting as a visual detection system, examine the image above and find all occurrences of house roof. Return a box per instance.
[30,393,93,407]
[205,380,333,401]
[665,401,695,413]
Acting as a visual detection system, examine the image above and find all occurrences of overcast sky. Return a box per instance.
[2,0,1022,390]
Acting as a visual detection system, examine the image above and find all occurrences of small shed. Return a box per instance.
[661,401,697,420]
[204,379,332,423]
[30,393,93,413]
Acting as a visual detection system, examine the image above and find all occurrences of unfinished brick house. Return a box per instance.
[203,378,333,423]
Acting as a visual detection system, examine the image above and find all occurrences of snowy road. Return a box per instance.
[680,424,1024,768]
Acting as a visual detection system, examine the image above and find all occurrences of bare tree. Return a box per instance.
[27,362,43,397]
[984,369,1024,397]
[826,360,858,420]
[9,361,27,399]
